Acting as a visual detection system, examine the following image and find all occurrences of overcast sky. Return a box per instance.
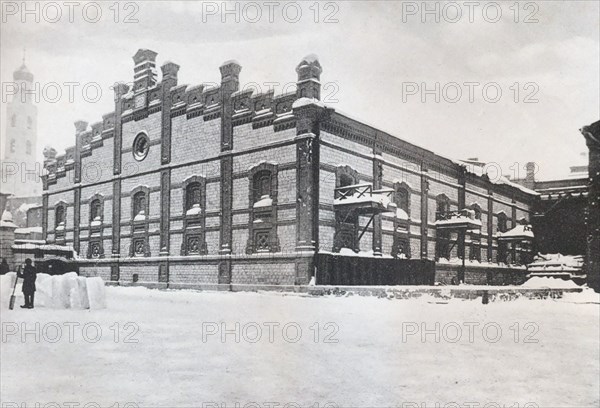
[1,0,598,180]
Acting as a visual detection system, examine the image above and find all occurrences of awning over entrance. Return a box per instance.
[434,209,482,231]
[497,225,534,242]
[333,183,396,215]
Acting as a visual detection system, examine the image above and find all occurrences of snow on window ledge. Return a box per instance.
[186,204,202,216]
[253,195,273,208]
[133,211,146,222]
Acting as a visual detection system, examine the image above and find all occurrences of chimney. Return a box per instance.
[161,61,180,90]
[132,49,158,92]
[74,120,88,134]
[296,54,322,100]
[525,162,536,187]
[219,60,242,94]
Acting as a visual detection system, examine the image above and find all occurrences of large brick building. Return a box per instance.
[41,49,537,287]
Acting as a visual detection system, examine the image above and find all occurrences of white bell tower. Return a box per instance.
[1,50,40,198]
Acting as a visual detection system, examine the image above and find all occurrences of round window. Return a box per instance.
[133,133,150,161]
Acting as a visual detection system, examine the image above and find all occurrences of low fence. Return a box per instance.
[435,263,529,285]
[316,254,435,285]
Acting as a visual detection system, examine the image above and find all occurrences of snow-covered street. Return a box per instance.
[1,286,599,407]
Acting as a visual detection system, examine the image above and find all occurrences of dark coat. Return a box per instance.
[0,262,9,275]
[18,265,37,293]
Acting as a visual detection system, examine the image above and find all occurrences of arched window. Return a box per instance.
[11,115,16,127]
[436,194,450,214]
[185,182,201,211]
[339,174,354,188]
[247,163,280,254]
[497,212,508,233]
[26,141,32,155]
[133,191,146,218]
[253,170,273,204]
[27,116,32,129]
[471,203,482,220]
[181,177,207,255]
[55,205,66,228]
[90,199,102,222]
[394,184,410,214]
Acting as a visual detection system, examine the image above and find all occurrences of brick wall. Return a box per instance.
[171,116,220,166]
[169,263,219,285]
[232,262,296,285]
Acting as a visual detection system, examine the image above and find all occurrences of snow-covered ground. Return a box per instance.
[1,286,599,407]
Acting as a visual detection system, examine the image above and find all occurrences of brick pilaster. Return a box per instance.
[41,194,48,240]
[74,121,87,183]
[217,61,241,285]
[372,146,383,256]
[457,167,466,261]
[73,187,81,254]
[487,190,494,262]
[420,168,429,259]
[159,169,170,255]
[160,62,179,164]
[112,179,121,257]
[112,83,129,175]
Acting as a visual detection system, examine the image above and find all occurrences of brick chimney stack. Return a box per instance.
[219,60,242,94]
[296,54,322,100]
[161,61,180,90]
[132,49,158,93]
[524,161,536,189]
[74,120,88,134]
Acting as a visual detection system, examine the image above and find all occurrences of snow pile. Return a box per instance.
[521,276,581,289]
[559,288,600,304]
[0,273,17,309]
[0,272,106,309]
[529,253,584,271]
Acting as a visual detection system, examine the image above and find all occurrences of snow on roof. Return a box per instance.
[456,160,539,195]
[17,203,41,213]
[330,108,539,197]
[11,242,74,252]
[14,226,43,234]
[292,97,326,110]
[497,224,534,240]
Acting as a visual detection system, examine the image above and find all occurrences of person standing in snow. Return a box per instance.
[0,258,9,275]
[18,258,37,309]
